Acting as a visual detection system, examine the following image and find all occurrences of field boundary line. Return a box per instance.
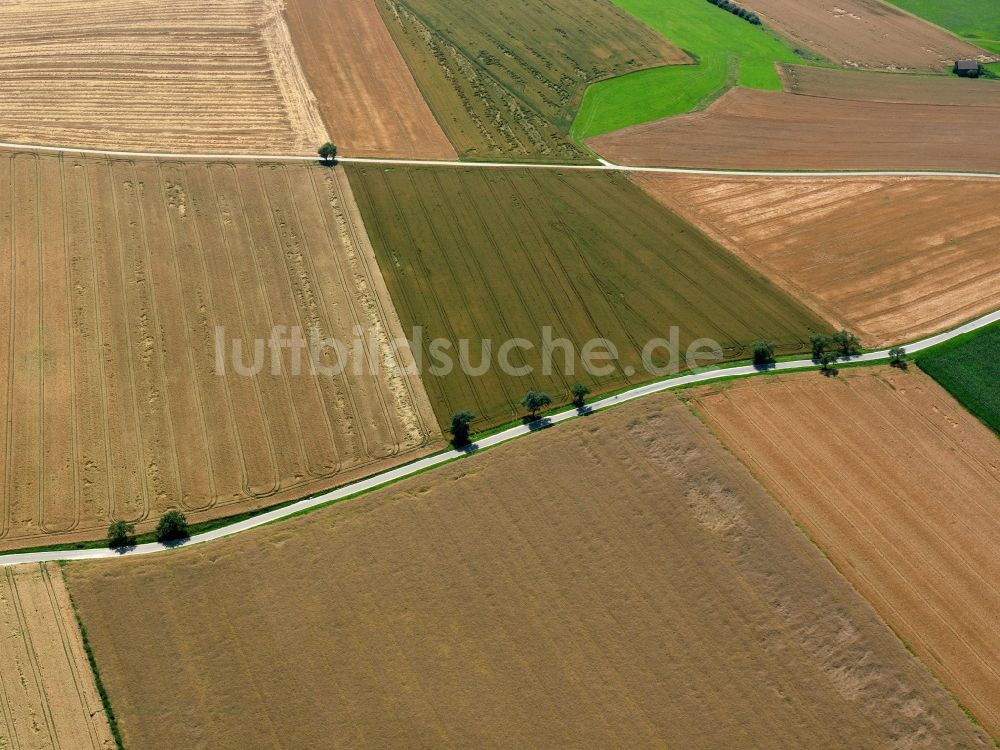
[1,140,1000,180]
[3,305,999,566]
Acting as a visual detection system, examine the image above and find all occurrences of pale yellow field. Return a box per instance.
[0,563,114,750]
[0,0,327,153]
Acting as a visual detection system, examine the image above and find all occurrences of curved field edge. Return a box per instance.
[372,0,683,162]
[346,164,830,431]
[2,302,998,563]
[61,394,990,749]
[571,0,815,139]
[916,320,1000,436]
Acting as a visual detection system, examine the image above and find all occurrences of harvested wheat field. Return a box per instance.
[590,88,1000,171]
[64,395,989,749]
[687,367,1000,738]
[0,150,440,550]
[743,0,989,71]
[0,0,327,153]
[633,174,1000,345]
[781,64,1000,106]
[0,563,114,749]
[283,0,455,159]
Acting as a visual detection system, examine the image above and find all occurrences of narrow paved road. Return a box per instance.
[2,305,997,566]
[2,139,1000,180]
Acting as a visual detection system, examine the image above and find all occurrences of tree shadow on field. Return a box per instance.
[523,416,553,432]
[820,366,839,378]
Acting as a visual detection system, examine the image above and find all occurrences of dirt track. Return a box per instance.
[0,152,441,550]
[688,367,1000,738]
[589,88,1000,172]
[781,64,1000,106]
[0,0,327,153]
[0,563,114,749]
[633,173,1000,345]
[744,0,989,71]
[283,0,456,159]
[64,395,989,749]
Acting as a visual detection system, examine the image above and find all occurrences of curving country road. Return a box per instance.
[2,303,997,567]
[2,139,1000,180]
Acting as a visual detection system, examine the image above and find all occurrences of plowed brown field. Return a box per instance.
[744,0,989,71]
[0,563,114,750]
[633,173,1000,344]
[590,88,1000,171]
[688,367,1000,738]
[283,0,455,159]
[64,396,989,749]
[0,0,327,153]
[781,64,1000,106]
[0,151,440,550]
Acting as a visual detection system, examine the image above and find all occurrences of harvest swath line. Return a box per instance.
[3,305,999,566]
[1,141,1000,180]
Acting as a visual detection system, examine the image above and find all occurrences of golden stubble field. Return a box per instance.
[688,367,1000,737]
[0,151,441,549]
[0,0,327,153]
[633,173,1000,345]
[65,395,989,749]
[0,563,114,750]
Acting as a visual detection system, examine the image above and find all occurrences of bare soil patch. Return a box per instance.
[744,0,990,71]
[283,0,455,159]
[781,63,1000,106]
[65,395,989,749]
[590,87,1000,171]
[0,563,114,750]
[0,151,440,550]
[633,173,1000,345]
[688,366,1000,739]
[0,0,327,153]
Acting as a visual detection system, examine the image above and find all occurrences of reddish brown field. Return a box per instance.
[0,151,440,550]
[0,563,114,750]
[64,394,990,749]
[283,0,456,159]
[633,173,1000,345]
[744,0,989,71]
[589,88,1000,171]
[781,64,1000,106]
[688,367,1000,738]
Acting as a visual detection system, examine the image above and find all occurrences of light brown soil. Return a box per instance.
[0,0,327,153]
[781,63,1000,106]
[64,395,989,749]
[283,0,456,159]
[687,366,1000,739]
[589,87,1000,171]
[744,0,991,71]
[0,151,441,550]
[632,173,1000,345]
[0,563,115,750]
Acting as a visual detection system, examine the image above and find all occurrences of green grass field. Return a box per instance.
[571,0,808,139]
[347,165,829,430]
[377,0,682,161]
[883,0,1000,56]
[916,322,1000,436]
